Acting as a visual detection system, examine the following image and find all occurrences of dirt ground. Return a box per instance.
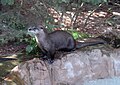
[0,42,27,56]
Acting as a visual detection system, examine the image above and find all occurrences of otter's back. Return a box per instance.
[49,30,75,51]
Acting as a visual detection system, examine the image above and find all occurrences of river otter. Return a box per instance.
[28,25,106,63]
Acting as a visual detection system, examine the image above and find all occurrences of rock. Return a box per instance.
[4,48,120,85]
[84,77,120,85]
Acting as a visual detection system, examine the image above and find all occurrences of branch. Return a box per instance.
[84,3,103,28]
[71,2,84,29]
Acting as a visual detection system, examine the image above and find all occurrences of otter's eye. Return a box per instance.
[40,27,43,29]
[28,28,32,31]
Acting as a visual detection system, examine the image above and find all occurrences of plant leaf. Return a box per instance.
[8,0,14,5]
[1,0,7,5]
[72,32,79,39]
[26,45,34,53]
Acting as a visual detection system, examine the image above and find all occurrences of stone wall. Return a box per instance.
[4,47,120,85]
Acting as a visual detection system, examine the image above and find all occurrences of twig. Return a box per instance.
[72,2,84,29]
[0,53,23,57]
[114,3,120,7]
[59,11,64,28]
[84,3,103,28]
[109,1,120,7]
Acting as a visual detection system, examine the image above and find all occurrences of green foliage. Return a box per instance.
[68,29,90,40]
[81,0,108,5]
[71,31,80,39]
[0,18,28,60]
[25,38,36,54]
[25,37,41,56]
[0,24,26,45]
[1,15,26,30]
[26,45,34,53]
[1,0,14,5]
[56,0,70,4]
[79,32,90,38]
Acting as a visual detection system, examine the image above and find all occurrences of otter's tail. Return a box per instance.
[76,40,106,49]
[0,58,17,61]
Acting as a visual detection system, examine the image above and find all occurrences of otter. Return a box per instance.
[28,25,106,63]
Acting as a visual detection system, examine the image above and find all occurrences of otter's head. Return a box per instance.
[28,25,45,35]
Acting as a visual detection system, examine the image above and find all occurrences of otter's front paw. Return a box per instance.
[48,59,54,64]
